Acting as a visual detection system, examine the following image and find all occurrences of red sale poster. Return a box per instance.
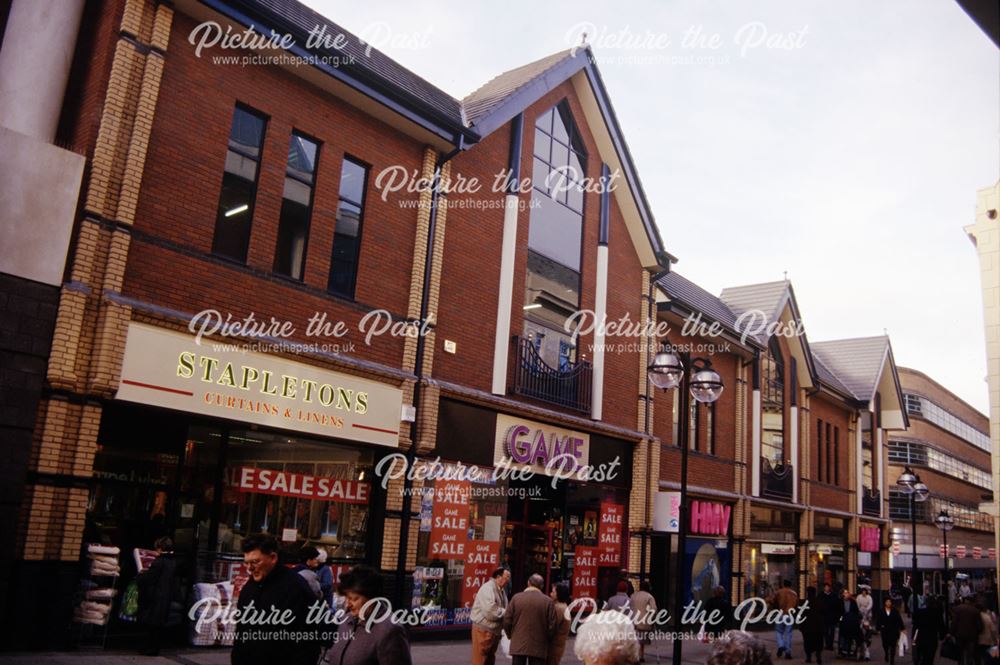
[460,540,501,605]
[599,502,624,565]
[428,480,470,560]
[573,546,598,600]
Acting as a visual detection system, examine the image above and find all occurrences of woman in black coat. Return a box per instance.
[136,536,178,656]
[875,597,905,664]
[911,596,946,665]
[801,586,826,664]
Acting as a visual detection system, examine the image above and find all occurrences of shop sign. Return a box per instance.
[573,546,598,600]
[428,480,470,559]
[460,541,501,605]
[235,467,369,504]
[814,545,833,555]
[973,547,982,559]
[956,545,966,558]
[115,322,403,447]
[689,501,731,536]
[761,543,795,556]
[652,491,681,533]
[599,502,624,565]
[859,527,880,553]
[939,544,949,558]
[493,414,590,477]
[990,548,997,560]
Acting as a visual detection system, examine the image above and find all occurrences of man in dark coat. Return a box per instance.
[912,595,945,665]
[232,533,319,665]
[503,573,559,665]
[801,586,826,664]
[951,597,985,665]
[875,598,905,664]
[819,583,842,651]
[136,536,178,656]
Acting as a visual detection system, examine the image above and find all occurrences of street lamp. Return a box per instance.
[936,510,955,626]
[896,467,929,606]
[648,347,724,665]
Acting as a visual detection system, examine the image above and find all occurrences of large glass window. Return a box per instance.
[761,340,785,464]
[328,158,368,298]
[903,393,990,451]
[888,440,991,489]
[274,132,319,280]
[212,105,266,262]
[524,102,586,369]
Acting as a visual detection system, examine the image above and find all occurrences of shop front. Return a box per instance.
[808,515,849,592]
[415,399,634,629]
[744,505,799,600]
[83,322,403,641]
[683,500,734,606]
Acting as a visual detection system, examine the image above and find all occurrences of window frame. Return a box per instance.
[273,129,321,281]
[327,154,371,300]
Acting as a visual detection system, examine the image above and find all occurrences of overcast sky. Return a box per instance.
[304,0,999,414]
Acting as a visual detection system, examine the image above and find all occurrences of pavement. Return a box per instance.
[0,624,912,665]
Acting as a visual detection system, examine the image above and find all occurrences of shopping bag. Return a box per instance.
[898,632,909,658]
[500,633,511,659]
[940,636,960,661]
[118,579,139,622]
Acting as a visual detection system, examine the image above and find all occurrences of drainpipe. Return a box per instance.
[394,136,464,606]
[751,350,762,496]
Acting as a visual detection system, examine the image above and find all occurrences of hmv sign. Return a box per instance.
[690,500,732,536]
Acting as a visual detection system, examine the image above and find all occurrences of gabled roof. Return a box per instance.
[810,337,890,402]
[656,272,762,349]
[719,281,791,328]
[812,350,857,400]
[463,49,576,128]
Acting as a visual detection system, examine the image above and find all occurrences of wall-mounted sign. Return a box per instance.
[689,501,731,536]
[973,547,982,559]
[761,543,796,556]
[990,548,996,560]
[428,480,470,560]
[115,322,403,447]
[956,545,966,558]
[493,414,589,476]
[598,502,624,566]
[859,527,880,553]
[236,467,369,504]
[938,544,949,558]
[653,491,681,533]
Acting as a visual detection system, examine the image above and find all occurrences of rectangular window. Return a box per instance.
[689,401,699,452]
[707,403,716,455]
[328,157,368,298]
[816,419,823,481]
[833,427,840,485]
[825,423,832,483]
[274,132,319,280]
[212,105,266,263]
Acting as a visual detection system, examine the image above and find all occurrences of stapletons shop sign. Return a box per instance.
[115,322,403,447]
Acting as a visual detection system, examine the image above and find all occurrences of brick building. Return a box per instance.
[887,367,995,593]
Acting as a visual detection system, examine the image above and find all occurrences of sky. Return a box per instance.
[303,0,999,414]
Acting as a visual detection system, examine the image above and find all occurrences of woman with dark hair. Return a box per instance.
[323,565,412,665]
[800,586,825,664]
[548,583,572,665]
[136,536,177,656]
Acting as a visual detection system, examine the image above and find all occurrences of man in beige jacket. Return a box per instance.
[471,567,510,665]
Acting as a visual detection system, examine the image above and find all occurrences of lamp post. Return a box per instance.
[896,466,929,607]
[648,347,724,665]
[936,510,955,627]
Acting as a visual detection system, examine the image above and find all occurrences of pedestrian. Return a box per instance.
[135,536,177,656]
[502,573,559,665]
[961,581,973,601]
[706,631,774,665]
[977,599,998,665]
[875,597,905,664]
[548,583,571,665]
[856,587,874,623]
[839,591,861,656]
[316,548,334,608]
[471,567,510,665]
[322,565,412,665]
[912,595,945,665]
[819,583,841,651]
[801,587,825,664]
[294,545,323,601]
[630,580,658,662]
[605,580,631,612]
[771,580,798,660]
[952,596,986,665]
[704,585,732,637]
[233,533,319,665]
[573,611,641,665]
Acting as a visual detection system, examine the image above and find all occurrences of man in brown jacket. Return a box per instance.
[503,574,559,665]
[772,580,799,660]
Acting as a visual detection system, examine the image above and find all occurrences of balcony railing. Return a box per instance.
[760,457,794,500]
[862,487,881,517]
[512,336,592,413]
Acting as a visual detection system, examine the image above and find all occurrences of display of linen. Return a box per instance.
[189,581,237,646]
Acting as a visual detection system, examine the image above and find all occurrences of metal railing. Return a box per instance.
[760,457,794,500]
[512,336,592,412]
[862,487,881,517]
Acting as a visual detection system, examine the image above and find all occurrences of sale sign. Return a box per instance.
[573,546,598,600]
[990,548,997,560]
[461,541,501,605]
[599,502,624,565]
[956,545,966,558]
[428,480,470,560]
[973,547,982,559]
[939,544,949,558]
[236,466,369,504]
[859,527,880,553]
